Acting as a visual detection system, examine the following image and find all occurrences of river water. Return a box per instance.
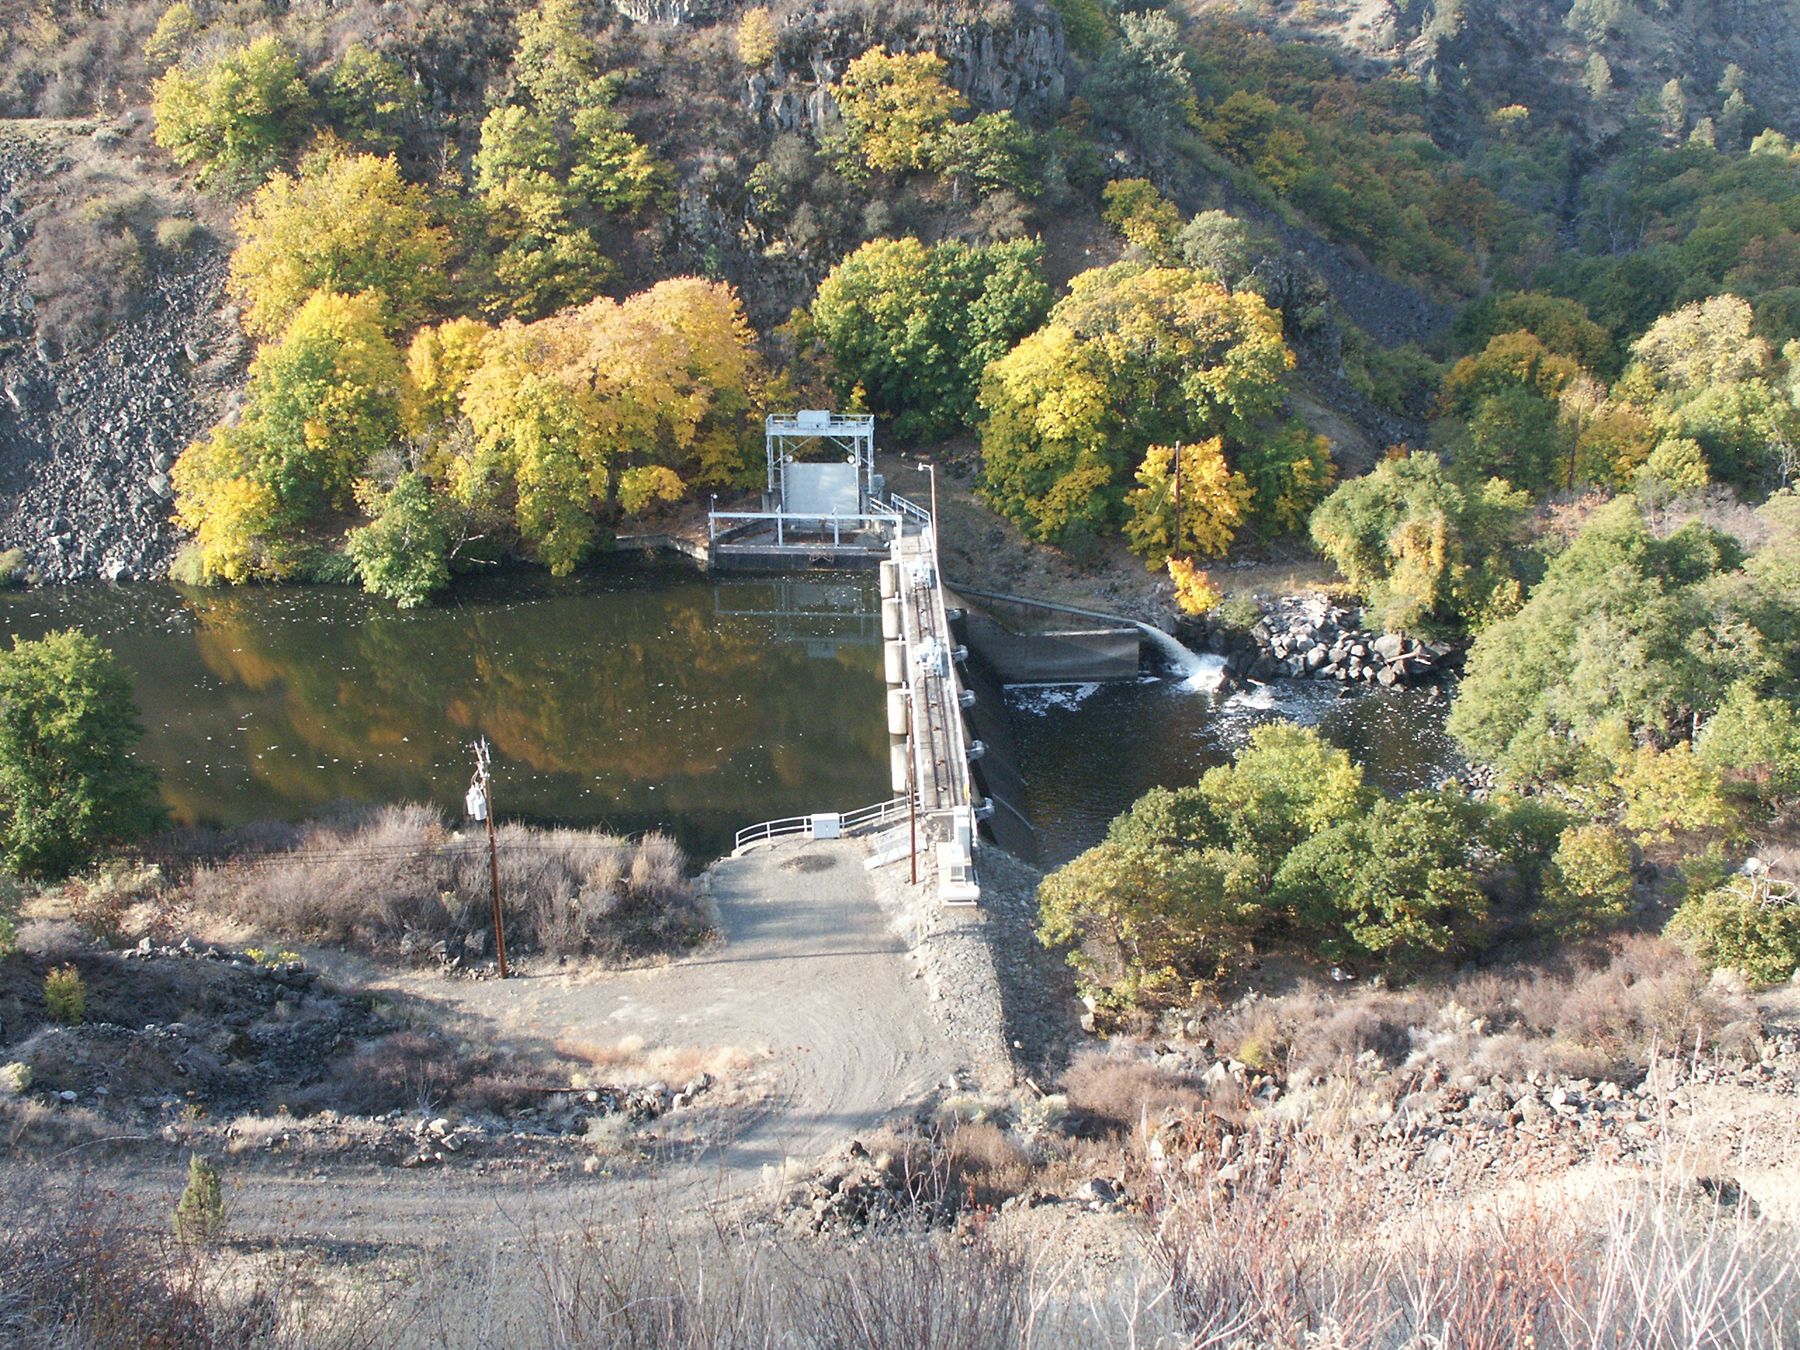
[0,567,1457,864]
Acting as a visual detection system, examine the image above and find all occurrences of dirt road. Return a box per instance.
[40,837,968,1241]
[434,835,963,1175]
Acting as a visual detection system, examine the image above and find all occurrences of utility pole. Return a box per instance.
[467,738,509,978]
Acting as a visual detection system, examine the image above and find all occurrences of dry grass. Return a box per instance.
[0,1181,282,1349]
[557,1037,755,1090]
[1152,1128,1800,1349]
[1189,936,1735,1090]
[287,1027,558,1117]
[175,805,712,963]
[1060,1050,1205,1138]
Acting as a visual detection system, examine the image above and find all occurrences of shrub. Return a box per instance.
[44,964,84,1024]
[172,1153,225,1243]
[1666,876,1800,985]
[153,216,201,252]
[0,547,24,584]
[0,631,162,878]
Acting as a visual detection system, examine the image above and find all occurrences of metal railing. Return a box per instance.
[731,794,916,854]
[889,492,932,526]
[708,507,902,547]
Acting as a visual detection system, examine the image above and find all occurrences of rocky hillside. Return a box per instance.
[0,122,238,584]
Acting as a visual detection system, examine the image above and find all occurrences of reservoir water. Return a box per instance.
[1,567,1457,864]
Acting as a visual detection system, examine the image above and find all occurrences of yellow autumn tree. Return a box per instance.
[229,148,450,339]
[1167,556,1222,615]
[978,263,1292,546]
[173,291,403,583]
[404,317,493,438]
[737,6,777,67]
[456,277,761,573]
[832,49,967,175]
[1124,440,1252,565]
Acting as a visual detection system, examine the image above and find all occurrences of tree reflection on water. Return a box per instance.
[0,565,891,858]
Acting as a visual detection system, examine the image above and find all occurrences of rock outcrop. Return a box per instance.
[742,0,1070,135]
[1181,593,1461,691]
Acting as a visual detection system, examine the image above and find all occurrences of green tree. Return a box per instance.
[978,263,1292,544]
[346,471,452,607]
[474,0,667,319]
[1450,292,1617,376]
[1698,680,1800,799]
[1036,791,1263,1016]
[810,238,1050,440]
[152,37,314,189]
[1197,723,1367,881]
[935,111,1037,199]
[173,1153,226,1243]
[1176,209,1274,290]
[1238,420,1335,536]
[1542,824,1634,938]
[324,45,422,153]
[1462,385,1565,493]
[228,148,450,338]
[1309,450,1528,634]
[0,632,162,879]
[1446,497,1749,783]
[1274,789,1490,964]
[1078,11,1195,167]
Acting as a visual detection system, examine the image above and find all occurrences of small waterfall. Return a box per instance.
[1136,624,1226,693]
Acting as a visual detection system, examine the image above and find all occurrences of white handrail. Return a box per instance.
[889,493,932,525]
[731,795,915,854]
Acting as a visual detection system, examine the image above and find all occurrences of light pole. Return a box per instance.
[915,460,938,538]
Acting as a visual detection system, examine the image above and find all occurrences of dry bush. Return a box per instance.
[1153,1130,1800,1349]
[1187,937,1732,1093]
[288,1027,556,1116]
[1059,1049,1203,1137]
[180,806,711,963]
[0,1182,279,1349]
[945,1120,1031,1206]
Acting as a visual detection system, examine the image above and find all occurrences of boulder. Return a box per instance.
[1373,632,1407,661]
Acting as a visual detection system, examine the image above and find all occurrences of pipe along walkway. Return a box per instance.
[877,515,984,905]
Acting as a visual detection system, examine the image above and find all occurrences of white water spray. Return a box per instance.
[1136,624,1227,693]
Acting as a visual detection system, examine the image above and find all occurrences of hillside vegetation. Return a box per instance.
[0,0,1797,996]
